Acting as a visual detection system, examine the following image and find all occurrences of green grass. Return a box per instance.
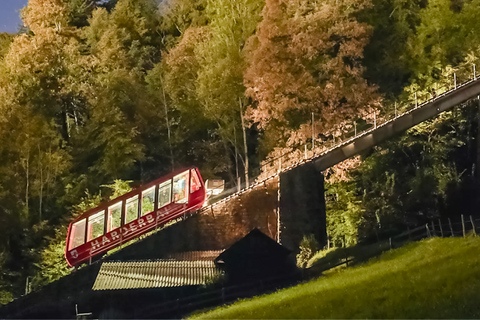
[190,237,480,319]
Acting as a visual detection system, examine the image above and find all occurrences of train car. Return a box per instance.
[65,167,206,267]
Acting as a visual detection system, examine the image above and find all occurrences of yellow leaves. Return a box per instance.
[22,0,69,34]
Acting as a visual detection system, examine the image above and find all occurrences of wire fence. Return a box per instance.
[308,215,480,277]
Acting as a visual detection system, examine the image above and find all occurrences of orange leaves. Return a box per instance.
[244,0,381,146]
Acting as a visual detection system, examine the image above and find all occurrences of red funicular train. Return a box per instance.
[65,167,206,267]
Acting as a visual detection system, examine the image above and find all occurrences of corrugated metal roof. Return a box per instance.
[92,251,223,290]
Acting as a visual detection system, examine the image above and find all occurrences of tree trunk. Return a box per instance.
[239,98,249,187]
[161,77,174,172]
[234,126,240,192]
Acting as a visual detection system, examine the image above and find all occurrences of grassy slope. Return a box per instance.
[190,237,480,319]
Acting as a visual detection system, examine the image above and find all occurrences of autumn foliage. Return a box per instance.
[1,0,480,303]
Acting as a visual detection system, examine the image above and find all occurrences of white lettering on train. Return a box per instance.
[146,214,155,224]
[130,222,138,232]
[102,236,111,246]
[70,249,78,259]
[84,213,159,257]
[91,239,101,250]
[111,230,120,240]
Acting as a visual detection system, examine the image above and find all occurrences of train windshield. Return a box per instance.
[173,171,188,203]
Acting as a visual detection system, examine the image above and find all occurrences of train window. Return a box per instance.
[158,180,171,208]
[125,195,139,224]
[190,169,201,193]
[87,211,105,241]
[141,186,155,216]
[69,219,86,250]
[108,201,122,231]
[173,171,188,203]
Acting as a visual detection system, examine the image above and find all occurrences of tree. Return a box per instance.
[244,0,381,152]
[159,27,235,179]
[361,0,425,96]
[158,0,209,48]
[193,0,264,186]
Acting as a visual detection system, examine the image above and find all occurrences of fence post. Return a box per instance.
[431,221,436,237]
[474,64,476,80]
[354,121,357,137]
[395,102,397,118]
[374,112,377,129]
[448,218,454,237]
[304,144,307,159]
[426,224,431,238]
[438,219,444,237]
[470,215,476,236]
[415,92,418,108]
[454,73,457,89]
[278,158,282,173]
[461,214,466,238]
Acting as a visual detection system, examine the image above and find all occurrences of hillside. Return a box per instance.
[190,237,480,319]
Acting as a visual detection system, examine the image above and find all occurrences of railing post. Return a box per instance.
[278,158,282,173]
[374,112,377,129]
[415,92,418,108]
[305,144,307,159]
[354,121,357,137]
[461,214,466,238]
[474,64,476,80]
[395,102,397,118]
[454,73,457,89]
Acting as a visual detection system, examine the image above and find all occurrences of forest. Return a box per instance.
[0,0,480,303]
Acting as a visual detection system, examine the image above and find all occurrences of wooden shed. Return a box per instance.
[215,228,297,284]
